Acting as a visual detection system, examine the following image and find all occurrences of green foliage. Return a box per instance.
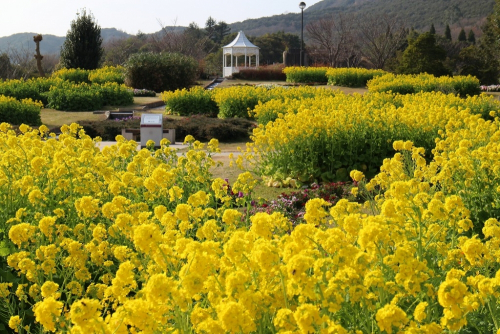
[283,67,328,83]
[445,25,452,40]
[163,87,218,116]
[397,32,451,77]
[0,96,42,126]
[429,23,436,34]
[252,32,300,65]
[458,28,467,42]
[60,8,104,70]
[467,29,476,44]
[326,68,387,87]
[124,52,198,92]
[458,45,499,85]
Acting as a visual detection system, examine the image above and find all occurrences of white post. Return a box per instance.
[236,55,238,68]
[230,49,233,74]
[257,52,259,68]
[245,48,247,67]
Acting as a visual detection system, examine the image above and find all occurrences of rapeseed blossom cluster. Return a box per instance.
[1,84,500,333]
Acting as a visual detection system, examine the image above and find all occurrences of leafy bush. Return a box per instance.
[283,66,329,83]
[327,68,387,87]
[88,66,125,84]
[98,82,134,106]
[124,52,198,92]
[0,95,42,125]
[368,73,481,97]
[232,65,286,81]
[162,87,218,116]
[51,68,90,83]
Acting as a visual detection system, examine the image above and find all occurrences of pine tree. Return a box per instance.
[458,28,467,42]
[429,23,436,34]
[60,8,103,70]
[445,24,452,40]
[467,30,476,44]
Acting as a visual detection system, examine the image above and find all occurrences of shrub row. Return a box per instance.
[163,87,218,117]
[232,65,286,81]
[77,115,255,142]
[0,95,42,126]
[326,67,387,87]
[283,66,329,83]
[367,73,481,97]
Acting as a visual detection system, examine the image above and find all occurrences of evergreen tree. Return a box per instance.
[397,32,451,76]
[467,30,476,44]
[429,23,436,34]
[445,24,452,40]
[458,28,467,42]
[60,8,103,69]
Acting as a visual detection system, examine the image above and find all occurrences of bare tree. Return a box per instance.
[306,13,356,67]
[357,13,407,69]
[148,20,215,61]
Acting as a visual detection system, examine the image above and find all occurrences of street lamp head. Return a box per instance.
[299,2,306,10]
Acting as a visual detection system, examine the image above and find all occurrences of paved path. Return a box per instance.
[95,141,240,157]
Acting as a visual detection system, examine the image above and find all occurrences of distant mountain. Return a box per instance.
[229,0,495,37]
[0,28,132,55]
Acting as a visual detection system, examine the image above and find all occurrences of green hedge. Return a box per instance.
[124,52,198,92]
[0,95,42,126]
[51,68,90,83]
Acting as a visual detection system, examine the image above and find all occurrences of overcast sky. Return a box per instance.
[0,0,322,37]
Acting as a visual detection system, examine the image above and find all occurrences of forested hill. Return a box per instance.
[229,0,496,37]
[0,28,132,55]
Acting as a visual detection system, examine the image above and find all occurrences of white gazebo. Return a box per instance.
[222,31,259,77]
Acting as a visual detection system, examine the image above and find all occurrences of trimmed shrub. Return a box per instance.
[124,52,198,92]
[283,66,329,83]
[51,68,90,83]
[232,65,286,81]
[327,68,387,87]
[88,66,125,84]
[0,95,42,126]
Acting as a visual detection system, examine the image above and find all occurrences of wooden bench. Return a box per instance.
[121,128,176,144]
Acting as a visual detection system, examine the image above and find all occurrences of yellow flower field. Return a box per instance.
[0,85,500,333]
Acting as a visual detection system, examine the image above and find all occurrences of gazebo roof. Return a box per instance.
[223,31,259,48]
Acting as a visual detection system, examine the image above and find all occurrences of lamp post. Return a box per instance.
[299,2,306,66]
